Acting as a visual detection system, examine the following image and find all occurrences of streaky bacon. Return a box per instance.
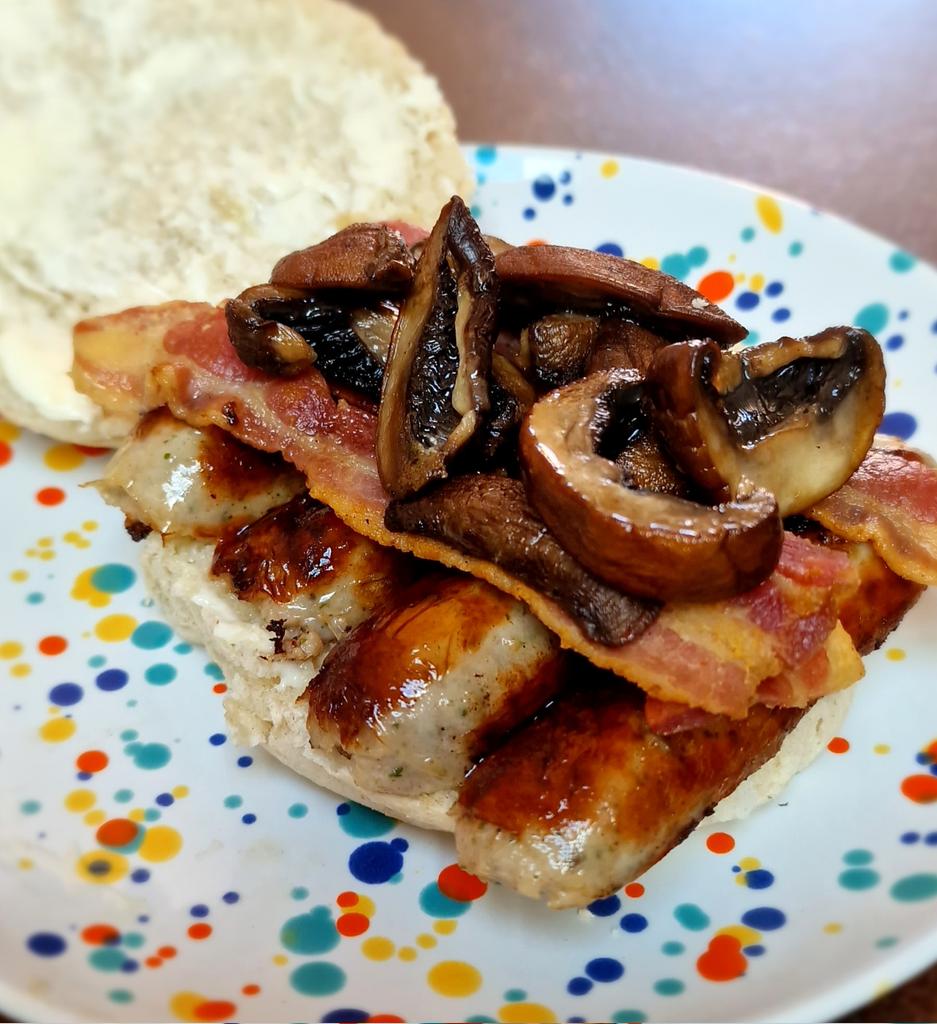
[75,303,864,717]
[809,438,937,587]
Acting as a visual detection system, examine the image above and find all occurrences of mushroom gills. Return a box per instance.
[226,285,394,400]
[646,327,886,516]
[376,197,499,499]
[520,368,783,602]
[384,473,659,646]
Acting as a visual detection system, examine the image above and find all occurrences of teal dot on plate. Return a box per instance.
[288,803,308,819]
[504,988,526,1002]
[660,253,691,280]
[291,886,309,901]
[128,743,171,770]
[654,978,685,997]
[204,662,224,681]
[280,907,340,955]
[108,990,134,1004]
[131,621,172,650]
[418,883,471,918]
[20,800,41,815]
[122,932,144,949]
[335,801,395,838]
[890,873,937,902]
[144,663,176,685]
[289,960,346,996]
[662,941,685,956]
[839,867,880,891]
[744,330,760,348]
[686,245,708,267]
[843,849,874,866]
[90,564,136,594]
[889,250,916,273]
[674,903,710,931]
[475,144,497,165]
[120,729,138,742]
[27,592,44,604]
[89,947,126,972]
[854,302,889,336]
[143,809,160,822]
[88,655,106,667]
[876,936,899,948]
[114,789,133,803]
[789,240,803,256]
[741,226,756,242]
[224,795,243,809]
[612,1012,647,1023]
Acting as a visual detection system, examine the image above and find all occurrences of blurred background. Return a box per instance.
[357,0,937,263]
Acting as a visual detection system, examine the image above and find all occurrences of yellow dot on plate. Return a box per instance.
[755,194,783,234]
[9,570,28,582]
[886,648,906,662]
[600,158,619,178]
[40,717,76,742]
[416,933,437,949]
[738,856,761,871]
[735,272,746,282]
[65,789,96,812]
[352,894,376,918]
[39,550,55,561]
[874,743,891,755]
[18,858,33,870]
[0,420,21,443]
[433,920,457,935]
[11,663,31,678]
[169,992,205,1023]
[748,272,765,292]
[94,614,137,642]
[500,1003,558,1024]
[398,946,417,962]
[84,809,106,826]
[44,443,85,472]
[427,960,482,998]
[272,954,288,966]
[76,849,128,885]
[824,922,843,934]
[38,537,53,548]
[129,808,146,823]
[361,937,395,962]
[83,520,98,532]
[639,256,659,270]
[717,924,761,946]
[172,785,190,799]
[138,825,183,862]
[0,641,23,659]
[728,253,737,263]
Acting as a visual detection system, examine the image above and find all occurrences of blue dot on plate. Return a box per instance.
[745,869,775,890]
[771,307,791,323]
[879,411,917,441]
[222,891,240,904]
[237,756,253,768]
[242,813,256,825]
[765,281,784,297]
[595,242,624,257]
[523,207,536,221]
[559,170,572,184]
[96,669,128,692]
[130,868,150,883]
[901,831,920,844]
[736,291,760,310]
[48,683,83,706]
[209,733,226,746]
[532,174,556,201]
[585,957,624,982]
[155,793,174,807]
[190,904,209,918]
[886,334,905,351]
[741,906,786,931]
[563,193,574,205]
[348,841,405,884]
[26,933,66,957]
[620,913,648,933]
[567,977,593,996]
[745,944,766,957]
[588,895,621,917]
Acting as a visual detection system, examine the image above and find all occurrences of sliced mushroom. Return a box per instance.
[523,312,599,389]
[270,223,414,293]
[226,285,391,400]
[385,474,658,645]
[645,327,887,516]
[496,245,747,346]
[587,320,667,375]
[519,369,783,602]
[472,353,538,463]
[377,197,498,499]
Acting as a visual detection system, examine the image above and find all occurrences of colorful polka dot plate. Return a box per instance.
[2,145,937,1024]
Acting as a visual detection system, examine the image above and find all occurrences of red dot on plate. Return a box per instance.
[39,635,68,656]
[336,912,369,937]
[76,750,109,774]
[706,832,735,855]
[827,736,850,754]
[0,441,11,467]
[242,984,260,997]
[157,945,176,959]
[624,882,645,898]
[212,683,227,694]
[437,863,487,901]
[36,486,65,506]
[188,923,212,940]
[336,891,358,909]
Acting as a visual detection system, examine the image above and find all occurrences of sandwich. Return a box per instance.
[62,199,936,908]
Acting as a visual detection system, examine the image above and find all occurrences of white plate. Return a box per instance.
[2,145,936,1024]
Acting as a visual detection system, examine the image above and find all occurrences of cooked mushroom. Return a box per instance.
[519,369,783,602]
[523,312,599,389]
[270,223,414,293]
[645,327,887,516]
[385,473,658,645]
[587,320,667,375]
[496,245,747,346]
[472,353,538,463]
[376,197,498,499]
[226,285,393,400]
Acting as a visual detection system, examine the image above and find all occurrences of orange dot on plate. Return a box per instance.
[706,832,735,855]
[368,1017,406,1023]
[145,956,162,969]
[38,635,67,656]
[76,750,109,773]
[81,924,120,946]
[36,487,65,506]
[901,774,937,804]
[696,270,735,303]
[337,912,369,937]
[194,1000,236,1022]
[0,440,11,467]
[697,934,747,982]
[242,985,260,996]
[827,737,850,754]
[438,863,488,902]
[96,818,138,848]
[188,923,212,940]
[212,683,227,694]
[624,882,645,898]
[337,891,358,909]
[158,945,177,959]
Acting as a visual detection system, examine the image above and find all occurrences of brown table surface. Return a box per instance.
[356,2,936,1022]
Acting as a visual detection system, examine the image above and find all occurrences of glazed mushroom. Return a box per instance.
[587,320,668,375]
[376,197,498,499]
[496,245,747,346]
[523,312,599,389]
[225,285,394,399]
[519,368,783,602]
[270,223,415,293]
[645,327,887,516]
[385,473,659,645]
